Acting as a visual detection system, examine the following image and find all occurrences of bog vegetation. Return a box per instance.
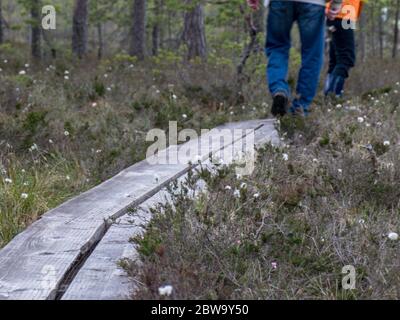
[0,0,400,300]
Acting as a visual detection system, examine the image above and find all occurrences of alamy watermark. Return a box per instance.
[341,5,359,30]
[342,265,356,290]
[41,5,56,30]
[145,121,256,176]
[38,4,360,32]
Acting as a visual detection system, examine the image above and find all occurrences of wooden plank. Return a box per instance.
[0,119,270,300]
[61,119,278,300]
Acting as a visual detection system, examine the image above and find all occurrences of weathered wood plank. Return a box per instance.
[61,119,278,300]
[0,119,272,300]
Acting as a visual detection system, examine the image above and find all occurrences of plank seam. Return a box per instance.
[53,123,266,300]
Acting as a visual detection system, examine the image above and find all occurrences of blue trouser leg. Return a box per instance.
[292,3,326,114]
[265,1,295,98]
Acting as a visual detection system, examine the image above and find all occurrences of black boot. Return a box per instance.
[271,93,288,117]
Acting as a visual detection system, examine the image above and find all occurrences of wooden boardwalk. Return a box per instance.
[0,119,279,300]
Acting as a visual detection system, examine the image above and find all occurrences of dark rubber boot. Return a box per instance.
[271,93,288,117]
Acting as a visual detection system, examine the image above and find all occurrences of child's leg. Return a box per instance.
[327,20,337,75]
[325,19,356,96]
[324,21,337,95]
[331,19,356,79]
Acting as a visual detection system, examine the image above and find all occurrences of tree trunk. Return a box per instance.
[31,0,41,60]
[253,3,265,32]
[378,4,384,59]
[358,10,366,62]
[97,23,103,59]
[370,4,376,57]
[152,0,162,56]
[72,0,89,59]
[393,0,400,58]
[0,0,3,44]
[183,0,207,60]
[129,0,147,60]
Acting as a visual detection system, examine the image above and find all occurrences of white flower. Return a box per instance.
[19,70,26,75]
[64,70,69,75]
[96,149,102,154]
[233,189,241,198]
[158,285,173,296]
[107,87,112,92]
[49,139,54,144]
[336,104,342,109]
[383,140,390,146]
[172,94,177,100]
[236,173,242,180]
[21,193,29,199]
[30,143,38,151]
[21,169,26,173]
[25,64,30,68]
[230,111,234,115]
[64,75,69,80]
[66,175,71,181]
[240,182,247,189]
[104,74,108,78]
[271,262,278,269]
[358,219,365,224]
[338,169,343,174]
[394,90,399,94]
[4,178,12,184]
[357,117,364,123]
[182,114,187,119]
[312,158,318,163]
[253,193,260,199]
[388,232,399,241]
[4,59,8,63]
[64,131,70,137]
[92,102,98,107]
[225,185,232,191]
[282,153,289,161]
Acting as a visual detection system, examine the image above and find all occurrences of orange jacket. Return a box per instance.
[327,0,364,21]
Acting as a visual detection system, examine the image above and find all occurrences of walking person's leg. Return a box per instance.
[325,18,356,97]
[292,2,326,115]
[265,1,295,116]
[324,20,338,95]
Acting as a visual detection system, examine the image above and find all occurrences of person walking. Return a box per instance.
[248,0,343,116]
[324,0,364,97]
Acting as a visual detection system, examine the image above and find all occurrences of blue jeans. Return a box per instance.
[265,1,325,114]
